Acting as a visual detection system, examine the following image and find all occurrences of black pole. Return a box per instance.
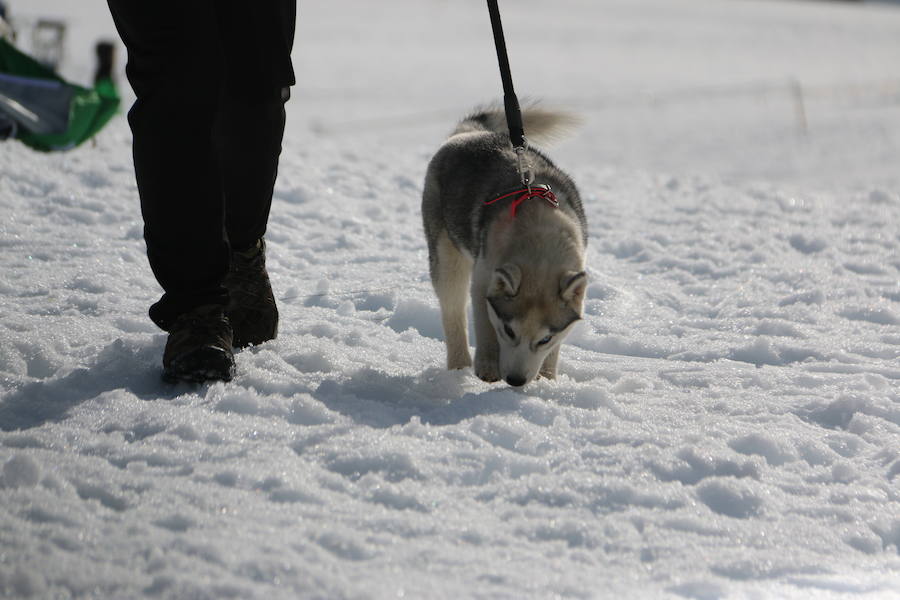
[487,0,526,148]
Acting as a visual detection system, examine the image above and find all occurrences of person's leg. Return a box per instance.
[109,0,235,381]
[213,0,296,346]
[107,0,229,332]
[214,0,296,249]
[216,89,287,251]
[214,87,287,347]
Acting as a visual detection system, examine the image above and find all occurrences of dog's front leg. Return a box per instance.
[539,346,561,380]
[433,232,473,370]
[471,285,500,383]
[442,310,472,370]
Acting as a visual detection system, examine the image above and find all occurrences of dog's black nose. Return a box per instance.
[505,374,527,387]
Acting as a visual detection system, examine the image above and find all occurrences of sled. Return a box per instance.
[0,37,119,151]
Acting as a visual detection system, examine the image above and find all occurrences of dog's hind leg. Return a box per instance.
[432,230,473,369]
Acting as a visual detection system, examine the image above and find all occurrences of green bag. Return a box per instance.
[0,38,120,151]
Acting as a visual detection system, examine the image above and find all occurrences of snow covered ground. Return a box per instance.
[2,0,900,598]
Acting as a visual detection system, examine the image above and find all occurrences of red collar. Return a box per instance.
[484,184,559,218]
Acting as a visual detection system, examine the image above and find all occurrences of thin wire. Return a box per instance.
[277,282,429,304]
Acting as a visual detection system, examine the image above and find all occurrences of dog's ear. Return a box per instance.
[491,264,521,297]
[560,271,587,305]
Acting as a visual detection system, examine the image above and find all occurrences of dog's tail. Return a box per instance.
[451,103,580,145]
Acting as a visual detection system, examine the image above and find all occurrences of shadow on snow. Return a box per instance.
[0,337,178,431]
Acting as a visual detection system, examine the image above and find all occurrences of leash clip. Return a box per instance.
[540,184,559,209]
[514,142,533,189]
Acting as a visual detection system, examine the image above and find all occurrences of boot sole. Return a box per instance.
[163,346,235,384]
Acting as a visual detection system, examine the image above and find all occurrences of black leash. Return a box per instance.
[486,0,533,185]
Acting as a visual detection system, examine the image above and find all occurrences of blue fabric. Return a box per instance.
[0,71,73,134]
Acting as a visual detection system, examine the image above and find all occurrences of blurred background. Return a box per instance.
[3,0,900,187]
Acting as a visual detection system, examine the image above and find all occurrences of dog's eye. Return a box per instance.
[503,324,516,340]
[536,335,553,346]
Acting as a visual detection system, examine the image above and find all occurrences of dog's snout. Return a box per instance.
[505,374,527,387]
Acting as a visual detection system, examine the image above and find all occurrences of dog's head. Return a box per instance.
[485,263,586,387]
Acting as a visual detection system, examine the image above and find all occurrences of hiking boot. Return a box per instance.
[224,238,278,348]
[162,304,235,383]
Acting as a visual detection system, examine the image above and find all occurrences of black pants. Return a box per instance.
[107,0,296,330]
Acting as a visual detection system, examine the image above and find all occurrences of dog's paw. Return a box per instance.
[538,366,557,380]
[474,357,500,383]
[475,368,500,383]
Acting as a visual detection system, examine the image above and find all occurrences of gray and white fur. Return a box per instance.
[422,106,587,386]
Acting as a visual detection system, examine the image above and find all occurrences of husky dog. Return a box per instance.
[422,106,587,387]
